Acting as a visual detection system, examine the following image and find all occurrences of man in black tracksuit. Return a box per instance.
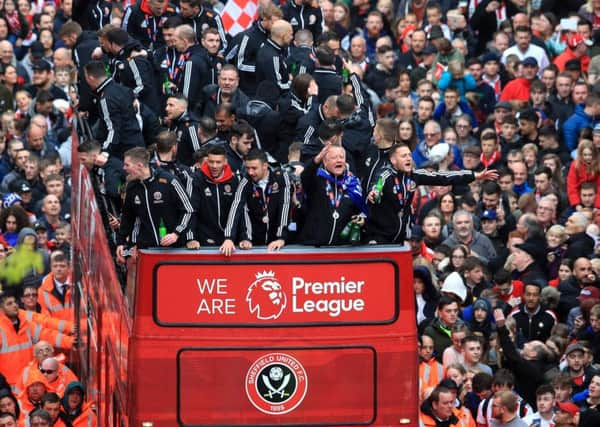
[366,145,496,244]
[150,130,195,198]
[200,65,249,118]
[116,147,194,263]
[220,149,291,256]
[192,145,239,246]
[103,28,161,114]
[281,0,323,39]
[164,94,201,167]
[225,6,279,96]
[59,22,100,118]
[256,20,294,95]
[72,0,112,31]
[122,0,177,50]
[179,0,228,51]
[84,61,145,159]
[312,46,342,104]
[172,24,210,114]
[299,142,366,246]
[287,29,316,76]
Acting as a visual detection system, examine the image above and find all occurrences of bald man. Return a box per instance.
[52,48,73,68]
[39,357,78,397]
[255,20,293,93]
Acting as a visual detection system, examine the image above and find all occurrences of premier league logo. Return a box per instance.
[246,271,287,320]
[245,353,308,415]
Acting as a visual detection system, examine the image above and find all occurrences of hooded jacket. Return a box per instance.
[567,161,600,208]
[122,0,177,50]
[419,396,462,427]
[241,100,282,159]
[62,381,96,427]
[17,369,50,414]
[414,266,440,325]
[0,308,73,387]
[109,37,160,114]
[191,162,239,246]
[563,105,597,152]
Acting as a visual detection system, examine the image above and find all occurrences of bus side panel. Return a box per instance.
[128,248,418,426]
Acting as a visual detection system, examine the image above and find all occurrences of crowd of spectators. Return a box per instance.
[0,0,598,425]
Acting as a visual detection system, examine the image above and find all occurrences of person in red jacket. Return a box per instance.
[567,140,600,209]
[499,57,538,106]
[553,33,592,73]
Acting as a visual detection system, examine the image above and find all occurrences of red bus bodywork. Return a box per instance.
[71,139,418,426]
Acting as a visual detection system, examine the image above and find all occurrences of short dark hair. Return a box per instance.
[105,27,129,46]
[315,45,335,66]
[244,148,267,163]
[336,94,355,116]
[437,295,458,310]
[534,166,552,180]
[230,120,254,139]
[41,392,61,405]
[481,181,501,196]
[492,368,515,388]
[318,118,343,141]
[77,140,101,153]
[206,145,226,157]
[536,383,555,398]
[84,61,107,79]
[514,26,531,35]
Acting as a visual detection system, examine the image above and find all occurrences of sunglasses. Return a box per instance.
[39,369,55,374]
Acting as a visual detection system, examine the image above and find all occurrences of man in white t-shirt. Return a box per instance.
[522,384,556,427]
[501,26,549,77]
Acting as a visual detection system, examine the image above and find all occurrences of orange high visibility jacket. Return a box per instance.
[15,360,78,396]
[38,273,74,323]
[419,408,467,427]
[19,309,74,335]
[69,402,97,427]
[0,311,74,387]
[419,358,444,395]
[17,369,50,417]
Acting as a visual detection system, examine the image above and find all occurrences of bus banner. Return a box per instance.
[154,260,398,326]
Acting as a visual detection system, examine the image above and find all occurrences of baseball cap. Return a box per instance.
[409,224,424,241]
[515,237,547,261]
[17,181,31,193]
[30,41,44,59]
[481,210,497,220]
[428,25,444,40]
[568,33,593,49]
[521,57,538,67]
[517,108,539,124]
[578,286,600,301]
[422,44,438,55]
[494,101,513,111]
[32,59,52,72]
[556,401,579,417]
[481,52,500,64]
[564,343,585,356]
[33,221,47,231]
[565,59,582,71]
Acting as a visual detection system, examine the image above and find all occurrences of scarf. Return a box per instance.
[5,12,21,33]
[316,168,367,215]
[480,150,501,168]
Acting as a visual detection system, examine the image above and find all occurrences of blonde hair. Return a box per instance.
[547,225,567,243]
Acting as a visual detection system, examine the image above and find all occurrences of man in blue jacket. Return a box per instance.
[563,94,600,155]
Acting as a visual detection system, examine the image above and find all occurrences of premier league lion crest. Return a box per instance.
[246,271,287,320]
[245,353,308,415]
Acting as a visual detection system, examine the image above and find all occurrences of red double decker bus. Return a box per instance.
[71,139,418,426]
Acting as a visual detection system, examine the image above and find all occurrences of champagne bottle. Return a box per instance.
[373,176,384,203]
[158,218,168,239]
